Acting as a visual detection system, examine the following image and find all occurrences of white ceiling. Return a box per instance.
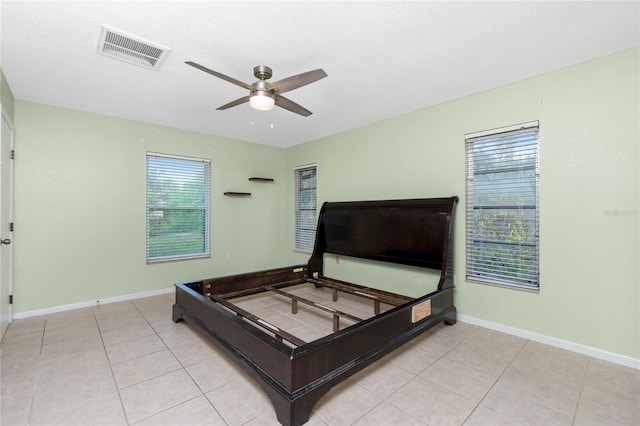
[1,1,638,148]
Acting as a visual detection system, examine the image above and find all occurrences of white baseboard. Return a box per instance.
[12,287,174,320]
[457,313,640,370]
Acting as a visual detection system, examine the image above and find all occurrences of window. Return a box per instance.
[294,165,317,252]
[465,122,539,290]
[146,153,210,263]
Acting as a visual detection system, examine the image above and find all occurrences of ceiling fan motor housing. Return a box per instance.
[251,80,274,97]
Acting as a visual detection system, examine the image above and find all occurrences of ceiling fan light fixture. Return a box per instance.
[250,91,275,111]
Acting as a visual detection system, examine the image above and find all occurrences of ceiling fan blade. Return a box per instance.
[270,69,327,94]
[185,61,252,90]
[275,95,313,117]
[217,96,250,110]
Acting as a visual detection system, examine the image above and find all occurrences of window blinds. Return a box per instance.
[465,124,540,290]
[146,153,210,263]
[294,165,317,252]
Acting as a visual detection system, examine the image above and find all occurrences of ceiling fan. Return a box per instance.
[185,61,327,117]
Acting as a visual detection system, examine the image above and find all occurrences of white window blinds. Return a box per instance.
[294,165,317,252]
[465,123,540,290]
[146,153,210,263]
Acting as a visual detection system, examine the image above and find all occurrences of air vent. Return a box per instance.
[97,25,170,71]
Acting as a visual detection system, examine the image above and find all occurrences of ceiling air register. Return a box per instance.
[97,25,171,71]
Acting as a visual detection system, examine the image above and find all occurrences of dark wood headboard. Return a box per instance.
[307,197,458,286]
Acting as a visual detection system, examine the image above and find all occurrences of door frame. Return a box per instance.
[1,106,15,338]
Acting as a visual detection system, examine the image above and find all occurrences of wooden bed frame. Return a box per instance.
[172,196,458,425]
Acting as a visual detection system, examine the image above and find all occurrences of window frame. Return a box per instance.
[465,122,540,291]
[293,164,317,253]
[146,152,211,264]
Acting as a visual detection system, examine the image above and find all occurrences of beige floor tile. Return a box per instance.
[157,322,201,347]
[133,295,174,313]
[0,390,32,426]
[267,313,307,331]
[2,316,45,339]
[464,406,525,426]
[119,369,202,424]
[411,330,463,359]
[106,333,168,365]
[384,341,438,374]
[421,357,497,402]
[42,322,101,345]
[0,344,41,371]
[288,324,328,342]
[145,312,181,333]
[388,376,476,425]
[205,379,275,425]
[169,336,220,367]
[139,303,173,319]
[113,349,182,389]
[444,341,515,377]
[574,380,640,425]
[97,313,148,333]
[583,358,640,398]
[44,308,96,330]
[0,367,37,397]
[31,371,117,420]
[135,395,226,426]
[0,330,43,352]
[185,355,248,393]
[233,296,271,311]
[36,349,111,389]
[101,321,156,345]
[513,340,589,387]
[243,304,285,321]
[352,401,427,425]
[350,358,415,398]
[482,362,581,425]
[39,334,105,362]
[313,380,384,426]
[435,322,479,340]
[30,391,127,426]
[463,328,527,359]
[287,307,335,334]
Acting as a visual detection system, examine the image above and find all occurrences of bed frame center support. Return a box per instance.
[263,284,364,332]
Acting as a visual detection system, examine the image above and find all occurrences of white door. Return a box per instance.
[0,110,14,338]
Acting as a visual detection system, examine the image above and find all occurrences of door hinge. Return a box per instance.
[9,294,13,304]
[11,150,15,160]
[9,222,13,232]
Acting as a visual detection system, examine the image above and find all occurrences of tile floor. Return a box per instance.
[1,290,639,426]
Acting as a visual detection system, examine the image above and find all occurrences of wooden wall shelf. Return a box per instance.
[249,177,274,182]
[224,192,251,196]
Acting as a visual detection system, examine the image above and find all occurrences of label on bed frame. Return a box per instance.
[411,299,431,323]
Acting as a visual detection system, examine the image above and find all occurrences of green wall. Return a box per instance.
[285,47,639,359]
[13,102,289,312]
[11,48,639,360]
